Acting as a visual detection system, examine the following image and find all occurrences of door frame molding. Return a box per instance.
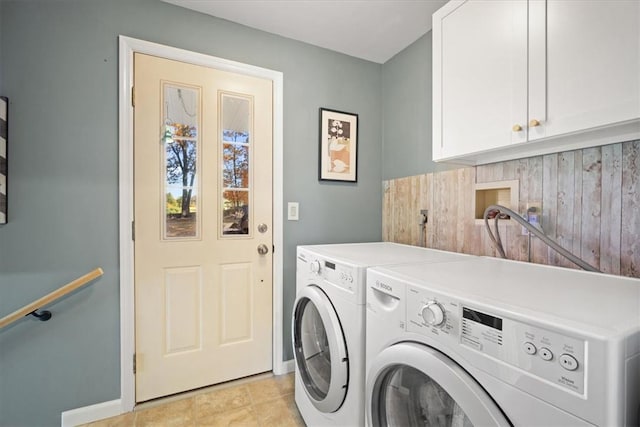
[118,35,284,412]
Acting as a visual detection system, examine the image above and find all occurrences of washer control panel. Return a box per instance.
[406,285,586,395]
[510,322,585,394]
[309,257,356,293]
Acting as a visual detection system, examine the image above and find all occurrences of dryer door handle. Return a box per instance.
[370,287,400,310]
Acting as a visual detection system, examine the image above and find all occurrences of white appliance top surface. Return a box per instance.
[372,257,640,337]
[299,242,473,267]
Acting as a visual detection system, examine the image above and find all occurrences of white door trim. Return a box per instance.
[118,35,284,412]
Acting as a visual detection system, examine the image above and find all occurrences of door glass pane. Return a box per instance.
[220,93,251,236]
[376,365,473,427]
[294,298,331,400]
[163,84,200,239]
[222,190,249,235]
[223,144,249,188]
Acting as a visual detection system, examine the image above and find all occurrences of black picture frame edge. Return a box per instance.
[0,96,8,225]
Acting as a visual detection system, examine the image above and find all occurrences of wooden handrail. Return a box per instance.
[0,268,104,329]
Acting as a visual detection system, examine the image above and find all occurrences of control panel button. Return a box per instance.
[523,342,537,355]
[539,347,553,361]
[422,302,445,327]
[559,354,579,371]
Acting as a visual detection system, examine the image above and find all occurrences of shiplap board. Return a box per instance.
[621,141,640,276]
[599,144,622,275]
[556,151,578,269]
[581,147,602,269]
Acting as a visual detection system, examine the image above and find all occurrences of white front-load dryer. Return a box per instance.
[366,257,640,426]
[293,243,474,426]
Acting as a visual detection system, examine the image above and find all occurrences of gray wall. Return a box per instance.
[0,0,382,425]
[381,32,457,180]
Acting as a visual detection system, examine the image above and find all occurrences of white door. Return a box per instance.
[434,0,528,160]
[366,342,510,426]
[133,53,273,402]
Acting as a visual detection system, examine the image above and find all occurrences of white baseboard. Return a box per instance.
[61,399,123,427]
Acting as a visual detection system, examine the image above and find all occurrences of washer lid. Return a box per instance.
[299,242,472,268]
[367,342,510,427]
[293,285,348,413]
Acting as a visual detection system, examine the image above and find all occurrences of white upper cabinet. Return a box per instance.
[433,0,640,164]
[534,0,640,140]
[433,0,528,160]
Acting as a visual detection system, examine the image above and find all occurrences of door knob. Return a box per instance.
[257,244,269,255]
[512,124,523,132]
[529,119,541,127]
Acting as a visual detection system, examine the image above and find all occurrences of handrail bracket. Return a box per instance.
[27,310,52,322]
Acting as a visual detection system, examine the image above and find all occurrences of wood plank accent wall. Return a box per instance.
[383,140,640,278]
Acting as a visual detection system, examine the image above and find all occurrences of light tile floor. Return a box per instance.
[81,373,305,427]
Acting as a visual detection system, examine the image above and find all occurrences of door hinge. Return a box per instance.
[131,221,135,241]
[272,245,275,254]
[131,86,135,108]
[133,353,136,374]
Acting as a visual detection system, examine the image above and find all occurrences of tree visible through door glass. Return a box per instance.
[221,93,251,236]
[163,84,200,239]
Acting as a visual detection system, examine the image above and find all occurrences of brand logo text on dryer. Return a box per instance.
[375,280,393,292]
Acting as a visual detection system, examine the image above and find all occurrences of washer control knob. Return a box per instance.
[523,342,537,355]
[559,354,579,371]
[421,301,446,327]
[539,347,554,361]
[310,260,321,274]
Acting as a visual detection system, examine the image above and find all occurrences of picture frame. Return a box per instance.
[318,108,358,182]
[0,96,7,224]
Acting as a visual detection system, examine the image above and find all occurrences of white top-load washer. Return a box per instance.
[293,242,474,426]
[366,256,640,426]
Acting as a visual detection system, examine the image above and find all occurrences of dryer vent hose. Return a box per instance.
[483,205,600,273]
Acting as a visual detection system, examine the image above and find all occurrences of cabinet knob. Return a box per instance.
[529,119,541,127]
[512,124,523,132]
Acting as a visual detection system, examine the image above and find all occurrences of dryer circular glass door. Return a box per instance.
[293,284,348,413]
[367,342,510,427]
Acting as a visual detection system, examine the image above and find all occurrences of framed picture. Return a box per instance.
[319,108,358,182]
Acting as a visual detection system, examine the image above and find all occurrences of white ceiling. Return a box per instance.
[161,0,449,64]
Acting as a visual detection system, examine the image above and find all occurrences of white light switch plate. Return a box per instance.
[288,202,299,221]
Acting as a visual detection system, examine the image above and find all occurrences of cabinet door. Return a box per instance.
[529,0,640,141]
[433,0,528,161]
